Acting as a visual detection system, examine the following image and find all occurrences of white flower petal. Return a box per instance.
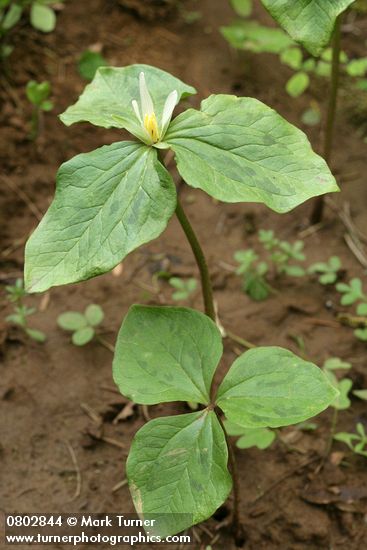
[139,72,154,116]
[132,100,142,125]
[161,90,178,136]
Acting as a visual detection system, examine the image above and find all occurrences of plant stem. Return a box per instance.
[310,14,342,225]
[217,414,245,546]
[175,197,216,322]
[174,196,244,542]
[325,407,338,456]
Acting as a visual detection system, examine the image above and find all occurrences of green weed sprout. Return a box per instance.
[335,279,367,342]
[169,277,197,301]
[0,1,61,58]
[24,64,339,541]
[334,423,367,458]
[336,278,367,305]
[322,357,353,410]
[224,419,275,450]
[234,230,306,301]
[57,304,104,346]
[308,256,341,284]
[5,278,46,342]
[78,49,108,81]
[26,80,53,139]
[234,249,270,301]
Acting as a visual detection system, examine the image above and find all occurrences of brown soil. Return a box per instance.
[1,1,367,549]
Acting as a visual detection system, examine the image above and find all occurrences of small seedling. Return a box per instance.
[259,230,306,276]
[354,302,367,342]
[57,304,104,346]
[336,278,367,305]
[26,80,53,139]
[234,230,306,301]
[234,249,270,301]
[224,419,275,450]
[334,423,367,458]
[308,256,341,284]
[78,49,108,81]
[5,278,46,342]
[322,357,353,410]
[0,1,62,60]
[169,277,197,301]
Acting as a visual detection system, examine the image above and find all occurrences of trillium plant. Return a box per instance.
[25,64,340,541]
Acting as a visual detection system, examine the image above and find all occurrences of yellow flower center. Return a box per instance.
[144,112,160,143]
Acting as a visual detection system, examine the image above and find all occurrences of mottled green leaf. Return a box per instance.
[113,306,222,404]
[25,142,176,293]
[126,410,232,537]
[231,0,252,17]
[216,347,337,428]
[166,94,338,213]
[261,0,355,56]
[60,65,196,142]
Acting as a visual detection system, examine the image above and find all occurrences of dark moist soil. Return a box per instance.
[1,1,367,549]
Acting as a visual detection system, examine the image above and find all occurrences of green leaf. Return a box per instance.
[72,326,95,346]
[261,0,355,56]
[166,94,338,214]
[234,249,258,274]
[334,431,358,449]
[357,303,367,316]
[280,47,303,70]
[168,277,185,289]
[113,306,222,405]
[301,107,321,127]
[353,389,367,401]
[60,65,196,141]
[221,21,293,54]
[336,278,366,305]
[224,419,275,449]
[30,3,56,32]
[282,265,305,277]
[2,4,22,30]
[244,272,270,301]
[85,304,104,326]
[216,347,337,428]
[25,328,46,343]
[126,410,232,537]
[237,428,275,449]
[355,328,367,341]
[286,72,310,98]
[58,312,87,331]
[230,0,252,17]
[78,50,108,80]
[346,58,367,77]
[323,357,351,371]
[25,142,176,292]
[334,378,352,410]
[26,81,51,107]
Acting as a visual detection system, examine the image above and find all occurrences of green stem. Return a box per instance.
[325,407,338,456]
[217,414,245,545]
[310,14,342,225]
[175,197,216,322]
[174,195,243,542]
[30,107,39,140]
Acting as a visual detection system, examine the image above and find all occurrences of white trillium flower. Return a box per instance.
[132,72,178,145]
